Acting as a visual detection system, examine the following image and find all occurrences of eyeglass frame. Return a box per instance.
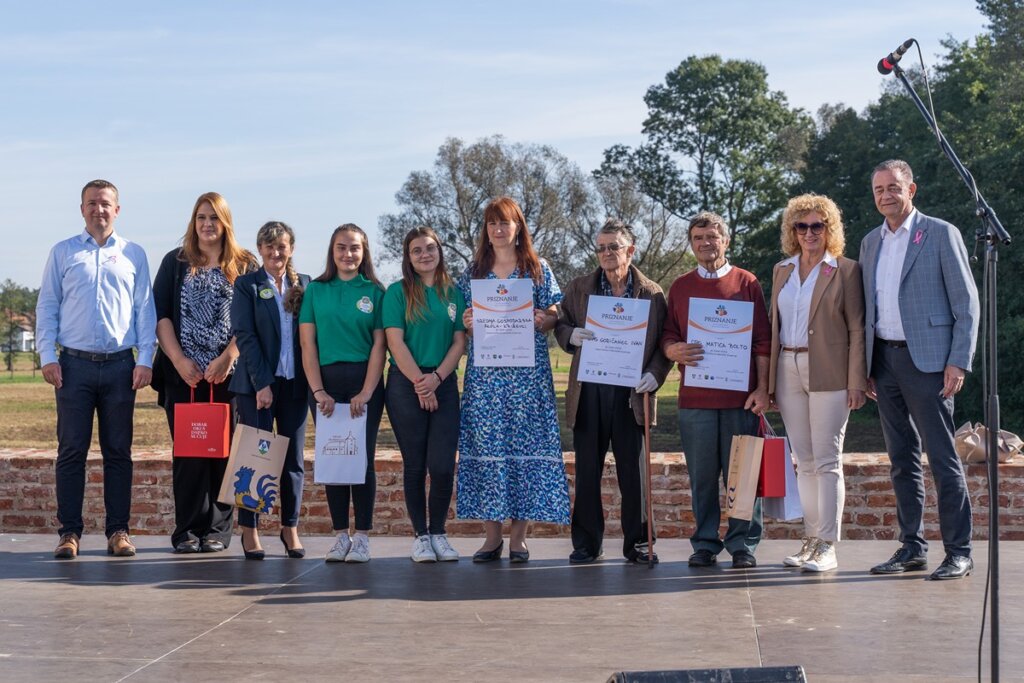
[793,221,827,235]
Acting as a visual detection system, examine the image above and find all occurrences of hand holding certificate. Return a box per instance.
[684,297,754,391]
[578,295,650,387]
[470,279,535,367]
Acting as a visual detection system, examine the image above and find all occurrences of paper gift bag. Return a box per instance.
[757,419,788,498]
[726,433,763,521]
[173,386,231,458]
[314,405,368,485]
[217,423,289,514]
[763,447,803,521]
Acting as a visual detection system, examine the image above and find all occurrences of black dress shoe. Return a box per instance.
[200,539,226,553]
[472,541,504,563]
[928,554,973,580]
[241,537,265,561]
[628,544,659,565]
[731,550,757,569]
[279,531,306,559]
[174,539,201,554]
[569,548,602,564]
[688,549,717,567]
[509,544,529,563]
[870,547,928,575]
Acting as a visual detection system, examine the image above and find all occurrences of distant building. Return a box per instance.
[2,316,34,353]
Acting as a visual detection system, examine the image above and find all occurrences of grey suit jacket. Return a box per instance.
[858,210,979,374]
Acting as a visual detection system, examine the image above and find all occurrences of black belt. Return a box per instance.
[875,337,908,349]
[62,347,134,362]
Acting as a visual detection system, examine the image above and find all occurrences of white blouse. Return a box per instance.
[778,253,838,348]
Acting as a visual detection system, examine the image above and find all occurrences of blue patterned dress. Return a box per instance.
[456,262,570,524]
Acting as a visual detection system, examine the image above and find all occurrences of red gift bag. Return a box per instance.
[173,386,231,458]
[757,417,788,498]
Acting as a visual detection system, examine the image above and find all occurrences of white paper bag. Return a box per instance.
[762,444,803,521]
[314,405,368,485]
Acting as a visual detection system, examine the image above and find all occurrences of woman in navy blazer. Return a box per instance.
[230,221,311,559]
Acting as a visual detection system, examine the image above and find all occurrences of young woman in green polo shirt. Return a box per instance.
[299,223,385,563]
[382,227,467,562]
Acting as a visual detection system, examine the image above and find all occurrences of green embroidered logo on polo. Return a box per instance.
[448,302,457,322]
[357,296,374,314]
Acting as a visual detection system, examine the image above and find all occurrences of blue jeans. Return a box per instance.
[55,353,136,538]
[678,407,762,555]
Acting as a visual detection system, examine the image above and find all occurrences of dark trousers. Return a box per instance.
[163,379,235,547]
[571,383,651,559]
[678,407,762,555]
[55,353,136,538]
[873,341,972,556]
[317,362,382,531]
[385,369,459,536]
[235,377,309,528]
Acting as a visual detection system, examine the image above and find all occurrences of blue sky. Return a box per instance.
[1,1,986,286]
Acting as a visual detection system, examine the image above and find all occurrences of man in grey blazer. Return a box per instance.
[860,159,980,580]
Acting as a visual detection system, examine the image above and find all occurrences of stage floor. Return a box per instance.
[1,535,1019,682]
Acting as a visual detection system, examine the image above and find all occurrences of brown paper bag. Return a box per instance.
[726,433,764,521]
[217,424,289,514]
[954,421,1023,464]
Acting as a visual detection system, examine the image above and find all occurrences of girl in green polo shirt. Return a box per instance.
[382,227,467,563]
[299,223,385,563]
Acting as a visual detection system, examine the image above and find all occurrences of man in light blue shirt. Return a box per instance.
[36,180,157,559]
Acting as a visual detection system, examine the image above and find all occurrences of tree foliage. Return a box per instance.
[0,280,38,373]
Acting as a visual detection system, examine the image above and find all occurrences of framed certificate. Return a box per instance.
[470,279,535,367]
[578,295,650,387]
[684,297,754,391]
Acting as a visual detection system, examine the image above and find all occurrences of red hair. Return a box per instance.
[471,197,543,283]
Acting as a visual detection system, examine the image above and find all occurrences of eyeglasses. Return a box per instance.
[595,243,628,254]
[793,222,826,235]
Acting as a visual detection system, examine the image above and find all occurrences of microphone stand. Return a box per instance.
[889,61,1012,683]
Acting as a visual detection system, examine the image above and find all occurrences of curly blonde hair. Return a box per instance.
[780,194,845,257]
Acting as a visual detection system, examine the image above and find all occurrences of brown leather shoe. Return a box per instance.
[107,530,136,557]
[54,533,80,559]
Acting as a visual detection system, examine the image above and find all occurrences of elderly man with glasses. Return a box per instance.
[555,219,671,564]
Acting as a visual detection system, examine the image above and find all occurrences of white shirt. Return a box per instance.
[697,261,733,279]
[269,277,295,380]
[874,209,917,341]
[778,253,837,348]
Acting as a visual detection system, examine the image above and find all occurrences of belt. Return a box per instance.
[781,346,809,353]
[875,337,908,349]
[62,347,134,362]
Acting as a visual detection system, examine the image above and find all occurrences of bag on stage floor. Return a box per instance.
[954,421,1023,464]
[217,420,289,515]
[314,405,368,485]
[757,418,788,498]
[726,433,763,521]
[173,386,231,458]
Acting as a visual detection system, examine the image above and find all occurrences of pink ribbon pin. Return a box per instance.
[913,229,923,244]
[822,264,834,276]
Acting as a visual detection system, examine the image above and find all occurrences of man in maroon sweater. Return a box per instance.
[661,211,771,569]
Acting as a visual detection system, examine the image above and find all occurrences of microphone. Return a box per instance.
[878,38,915,75]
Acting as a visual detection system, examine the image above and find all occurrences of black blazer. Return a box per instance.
[229,268,310,398]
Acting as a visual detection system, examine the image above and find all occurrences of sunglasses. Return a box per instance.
[793,222,826,235]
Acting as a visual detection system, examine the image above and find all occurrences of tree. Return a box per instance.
[0,280,37,375]
[599,55,813,274]
[378,135,596,280]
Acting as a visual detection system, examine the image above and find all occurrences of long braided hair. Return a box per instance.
[256,220,304,313]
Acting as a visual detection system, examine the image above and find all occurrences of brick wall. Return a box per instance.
[1,448,1022,541]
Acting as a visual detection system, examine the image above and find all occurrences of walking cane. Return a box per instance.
[643,392,655,569]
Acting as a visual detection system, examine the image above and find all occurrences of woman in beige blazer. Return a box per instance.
[768,194,867,572]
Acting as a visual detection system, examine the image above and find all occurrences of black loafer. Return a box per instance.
[472,541,504,563]
[731,551,757,569]
[569,548,602,564]
[174,539,201,554]
[688,549,717,567]
[509,545,529,563]
[928,554,972,580]
[870,547,928,575]
[200,539,226,553]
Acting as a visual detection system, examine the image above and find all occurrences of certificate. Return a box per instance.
[470,278,535,367]
[578,295,650,387]
[684,297,754,391]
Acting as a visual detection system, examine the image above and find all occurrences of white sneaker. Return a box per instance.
[430,534,460,562]
[326,532,351,562]
[411,535,437,563]
[803,540,838,572]
[783,538,817,567]
[346,534,370,563]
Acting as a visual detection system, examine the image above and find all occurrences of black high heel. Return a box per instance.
[280,530,306,559]
[509,543,530,563]
[472,540,504,563]
[241,533,264,561]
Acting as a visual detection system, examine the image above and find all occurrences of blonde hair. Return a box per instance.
[181,192,256,284]
[780,193,845,258]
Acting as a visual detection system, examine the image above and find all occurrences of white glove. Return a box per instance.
[570,327,595,347]
[634,372,658,394]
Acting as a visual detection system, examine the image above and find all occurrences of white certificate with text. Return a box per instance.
[683,297,753,391]
[470,279,535,367]
[578,295,650,388]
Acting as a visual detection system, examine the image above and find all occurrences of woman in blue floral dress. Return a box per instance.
[458,196,570,563]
